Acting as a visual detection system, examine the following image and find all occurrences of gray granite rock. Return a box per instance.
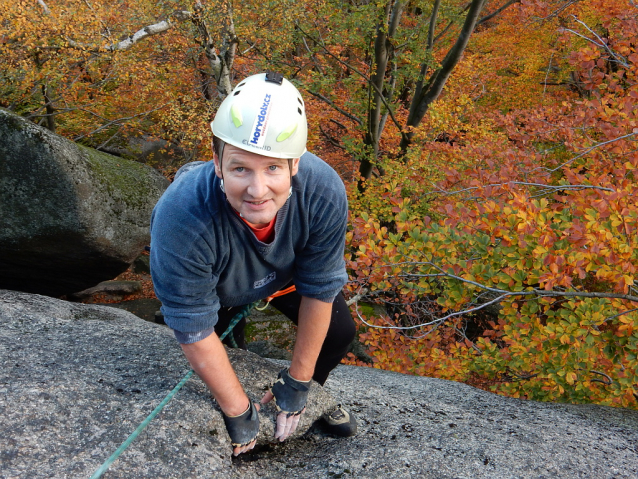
[0,108,169,297]
[1,289,637,478]
[0,289,335,478]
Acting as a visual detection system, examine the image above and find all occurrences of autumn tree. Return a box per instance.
[272,0,523,180]
[0,0,281,165]
[345,0,638,408]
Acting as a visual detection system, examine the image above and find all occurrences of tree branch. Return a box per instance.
[37,0,51,15]
[541,131,637,173]
[306,91,362,125]
[108,10,192,52]
[72,104,168,141]
[477,0,520,26]
[442,181,616,197]
[393,261,638,304]
[319,124,345,149]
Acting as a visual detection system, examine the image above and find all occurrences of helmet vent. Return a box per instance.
[297,107,302,115]
[238,82,246,88]
[233,90,241,96]
[297,97,303,106]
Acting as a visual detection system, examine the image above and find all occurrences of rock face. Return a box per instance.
[0,108,169,297]
[1,289,637,479]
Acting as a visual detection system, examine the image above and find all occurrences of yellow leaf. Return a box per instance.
[566,372,577,385]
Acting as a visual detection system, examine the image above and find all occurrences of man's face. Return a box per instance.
[214,144,300,228]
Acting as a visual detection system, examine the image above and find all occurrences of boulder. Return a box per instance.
[0,289,336,479]
[1,289,637,478]
[0,108,169,297]
[69,280,143,301]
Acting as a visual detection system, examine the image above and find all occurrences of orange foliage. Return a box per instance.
[343,0,638,409]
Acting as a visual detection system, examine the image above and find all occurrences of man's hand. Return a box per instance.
[261,368,311,441]
[179,334,261,456]
[222,401,261,456]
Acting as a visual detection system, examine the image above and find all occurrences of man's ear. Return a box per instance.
[213,151,223,179]
[290,157,301,176]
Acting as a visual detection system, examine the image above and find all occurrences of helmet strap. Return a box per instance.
[216,140,226,194]
[287,158,293,198]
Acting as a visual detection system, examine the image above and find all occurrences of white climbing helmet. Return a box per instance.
[210,72,307,159]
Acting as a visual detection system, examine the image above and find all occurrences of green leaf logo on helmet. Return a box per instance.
[211,72,307,159]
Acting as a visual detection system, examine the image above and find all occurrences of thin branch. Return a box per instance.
[302,37,325,76]
[390,261,638,303]
[346,288,369,307]
[539,0,582,21]
[306,91,362,125]
[477,0,520,26]
[73,104,168,141]
[353,290,510,331]
[543,52,555,96]
[565,15,629,68]
[454,326,483,354]
[443,181,616,197]
[589,370,613,385]
[319,124,345,149]
[542,131,637,173]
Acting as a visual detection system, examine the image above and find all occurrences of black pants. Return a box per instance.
[214,289,355,385]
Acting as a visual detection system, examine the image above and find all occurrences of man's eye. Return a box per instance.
[269,165,279,171]
[234,167,244,173]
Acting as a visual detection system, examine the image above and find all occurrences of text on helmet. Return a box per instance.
[249,94,272,148]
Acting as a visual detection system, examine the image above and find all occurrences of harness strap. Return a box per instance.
[254,285,296,311]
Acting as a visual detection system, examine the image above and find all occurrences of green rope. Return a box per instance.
[90,302,255,479]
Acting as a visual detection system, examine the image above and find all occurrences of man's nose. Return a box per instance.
[247,172,268,197]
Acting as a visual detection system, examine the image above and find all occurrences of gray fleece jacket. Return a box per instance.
[150,152,348,336]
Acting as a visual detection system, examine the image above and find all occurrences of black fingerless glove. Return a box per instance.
[222,401,260,447]
[270,368,311,416]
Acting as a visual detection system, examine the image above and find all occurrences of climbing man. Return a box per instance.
[150,72,357,456]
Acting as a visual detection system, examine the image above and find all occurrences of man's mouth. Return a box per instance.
[247,200,268,205]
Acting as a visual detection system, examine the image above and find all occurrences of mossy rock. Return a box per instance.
[0,108,169,297]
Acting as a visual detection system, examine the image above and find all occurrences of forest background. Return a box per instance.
[2,0,637,409]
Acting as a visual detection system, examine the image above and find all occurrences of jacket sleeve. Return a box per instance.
[150,200,221,334]
[293,180,348,302]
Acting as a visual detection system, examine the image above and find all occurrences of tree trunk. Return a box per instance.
[399,0,487,155]
[41,84,56,133]
[360,1,407,180]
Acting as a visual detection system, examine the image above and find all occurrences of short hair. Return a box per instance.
[212,135,224,159]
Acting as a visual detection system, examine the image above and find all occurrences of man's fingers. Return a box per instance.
[275,412,288,440]
[232,438,257,456]
[260,390,274,405]
[289,413,301,435]
[274,408,305,442]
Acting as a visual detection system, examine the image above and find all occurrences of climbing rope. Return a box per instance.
[90,285,296,478]
[90,302,255,479]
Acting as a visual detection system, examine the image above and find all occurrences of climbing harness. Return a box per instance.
[254,285,296,311]
[90,285,296,478]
